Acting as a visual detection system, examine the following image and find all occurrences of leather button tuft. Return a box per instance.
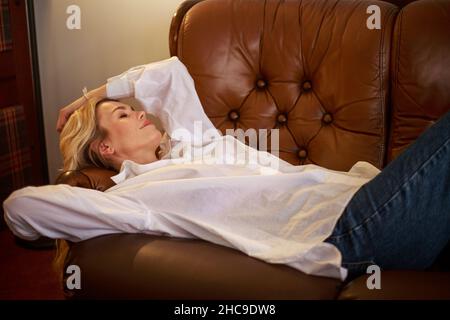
[228,110,240,121]
[277,113,287,124]
[256,79,266,88]
[322,113,333,124]
[297,149,307,159]
[302,81,312,91]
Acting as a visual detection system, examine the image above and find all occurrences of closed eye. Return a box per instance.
[119,113,128,118]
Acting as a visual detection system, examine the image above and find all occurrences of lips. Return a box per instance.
[141,119,152,129]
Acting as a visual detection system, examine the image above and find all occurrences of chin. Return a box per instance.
[150,130,163,146]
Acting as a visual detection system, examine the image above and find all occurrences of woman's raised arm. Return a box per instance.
[129,57,222,145]
[57,57,222,144]
[56,62,148,132]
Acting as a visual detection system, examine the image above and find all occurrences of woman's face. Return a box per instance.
[96,101,162,165]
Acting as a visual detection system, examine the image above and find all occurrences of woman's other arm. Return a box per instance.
[2,185,151,242]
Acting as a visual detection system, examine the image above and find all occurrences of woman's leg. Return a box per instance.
[324,110,450,281]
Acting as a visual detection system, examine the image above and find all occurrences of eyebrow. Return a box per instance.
[112,105,134,114]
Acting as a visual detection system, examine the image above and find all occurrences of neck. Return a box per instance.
[113,148,159,171]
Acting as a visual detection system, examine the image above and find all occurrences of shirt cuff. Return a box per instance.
[106,76,135,99]
[106,64,147,99]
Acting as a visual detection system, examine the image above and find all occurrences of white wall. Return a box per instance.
[33,0,184,182]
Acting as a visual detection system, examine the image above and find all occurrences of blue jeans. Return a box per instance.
[324,109,450,282]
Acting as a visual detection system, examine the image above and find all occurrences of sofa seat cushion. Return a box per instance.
[63,233,342,299]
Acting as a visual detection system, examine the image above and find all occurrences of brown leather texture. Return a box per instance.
[169,0,204,57]
[59,0,450,299]
[172,0,398,171]
[387,0,450,162]
[338,271,450,300]
[55,167,117,191]
[64,234,342,299]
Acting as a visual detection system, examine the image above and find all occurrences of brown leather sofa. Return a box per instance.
[56,0,450,299]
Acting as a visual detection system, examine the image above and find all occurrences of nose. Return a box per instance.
[138,111,146,120]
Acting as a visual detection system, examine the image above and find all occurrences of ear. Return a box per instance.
[98,140,115,157]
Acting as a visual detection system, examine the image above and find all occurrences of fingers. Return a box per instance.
[56,93,93,132]
[56,120,64,133]
[56,117,64,133]
[56,99,80,133]
[56,109,70,133]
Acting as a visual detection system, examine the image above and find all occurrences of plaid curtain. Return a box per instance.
[0,105,33,221]
[0,0,12,52]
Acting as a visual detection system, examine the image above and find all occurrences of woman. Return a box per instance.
[4,57,450,282]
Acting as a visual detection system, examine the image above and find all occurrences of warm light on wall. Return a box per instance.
[34,0,185,182]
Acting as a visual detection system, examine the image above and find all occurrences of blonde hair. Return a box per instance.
[59,96,117,171]
[54,96,118,288]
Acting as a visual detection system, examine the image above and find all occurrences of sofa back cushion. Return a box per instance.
[55,167,116,191]
[387,0,450,163]
[170,0,398,171]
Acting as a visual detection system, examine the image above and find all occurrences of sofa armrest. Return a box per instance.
[55,167,117,191]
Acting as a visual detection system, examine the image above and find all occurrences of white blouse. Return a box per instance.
[3,57,381,281]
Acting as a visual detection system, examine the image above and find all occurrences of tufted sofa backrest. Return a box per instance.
[56,0,450,189]
[170,0,399,171]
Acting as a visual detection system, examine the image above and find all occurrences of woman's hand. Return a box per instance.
[56,84,107,133]
[56,98,85,133]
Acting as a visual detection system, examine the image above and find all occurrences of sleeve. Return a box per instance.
[106,56,222,146]
[106,64,147,99]
[2,185,154,242]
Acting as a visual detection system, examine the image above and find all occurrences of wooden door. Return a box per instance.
[0,0,48,225]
